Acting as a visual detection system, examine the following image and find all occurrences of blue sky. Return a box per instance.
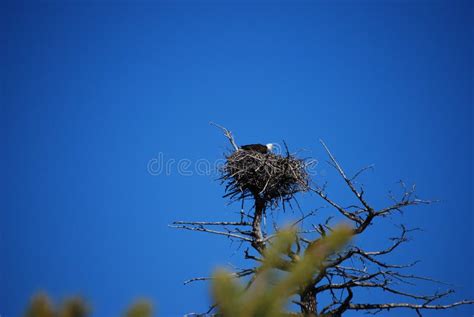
[1,1,472,316]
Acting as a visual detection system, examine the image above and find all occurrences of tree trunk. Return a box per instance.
[251,195,266,252]
[300,287,317,316]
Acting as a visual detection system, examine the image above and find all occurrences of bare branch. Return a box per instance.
[354,247,419,269]
[319,140,373,213]
[310,186,364,224]
[364,225,412,256]
[210,122,239,151]
[169,224,253,242]
[376,199,432,217]
[348,300,474,311]
[172,220,251,226]
[325,287,353,316]
[350,165,375,181]
[183,269,254,285]
[244,248,263,262]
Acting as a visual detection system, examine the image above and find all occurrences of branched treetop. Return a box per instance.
[171,124,474,316]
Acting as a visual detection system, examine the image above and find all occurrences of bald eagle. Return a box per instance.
[240,143,274,154]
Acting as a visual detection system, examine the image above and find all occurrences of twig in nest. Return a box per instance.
[220,150,309,209]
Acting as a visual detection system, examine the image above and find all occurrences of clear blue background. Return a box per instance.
[2,1,472,316]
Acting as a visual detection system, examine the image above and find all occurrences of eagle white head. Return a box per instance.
[266,143,274,152]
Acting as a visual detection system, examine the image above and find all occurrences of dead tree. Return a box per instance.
[171,124,473,316]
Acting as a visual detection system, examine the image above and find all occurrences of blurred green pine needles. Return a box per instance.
[212,225,352,317]
[24,293,153,317]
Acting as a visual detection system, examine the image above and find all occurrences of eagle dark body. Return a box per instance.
[240,144,269,154]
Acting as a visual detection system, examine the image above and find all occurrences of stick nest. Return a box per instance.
[220,150,310,207]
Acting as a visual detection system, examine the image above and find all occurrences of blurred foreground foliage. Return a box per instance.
[24,293,153,317]
[212,225,353,317]
[24,225,350,317]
